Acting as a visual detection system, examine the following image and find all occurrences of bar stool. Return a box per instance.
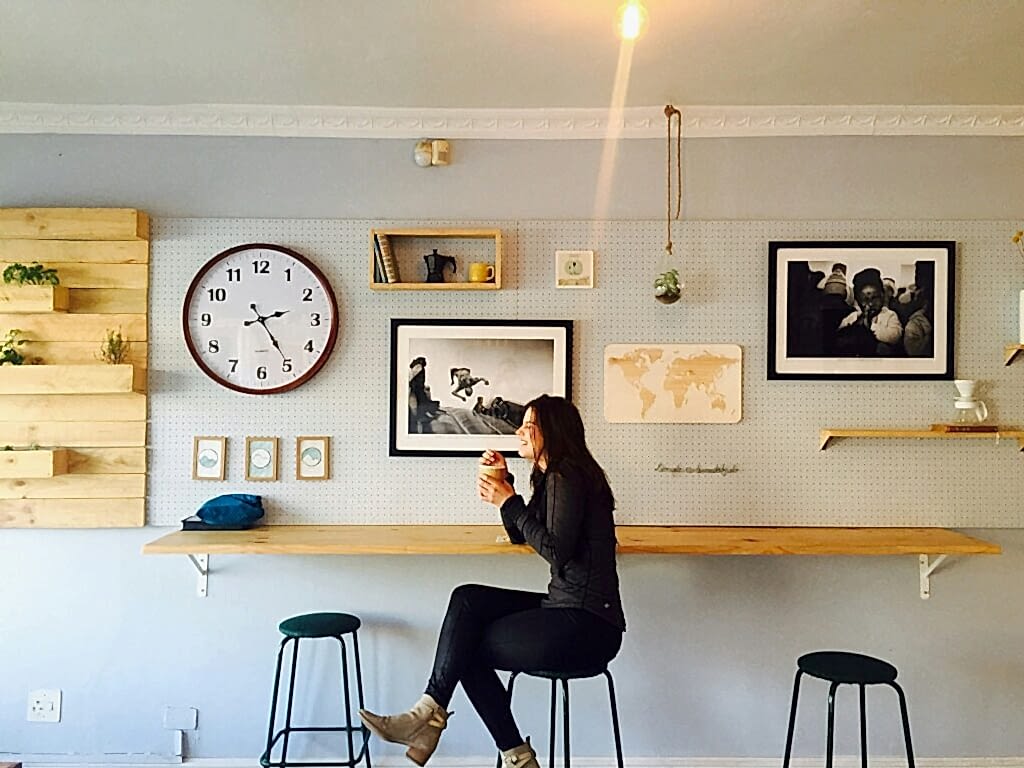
[260,612,372,768]
[782,651,915,768]
[497,666,624,768]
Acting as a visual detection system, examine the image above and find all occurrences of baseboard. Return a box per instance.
[11,756,1024,768]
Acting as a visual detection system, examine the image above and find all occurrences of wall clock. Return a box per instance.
[183,243,339,394]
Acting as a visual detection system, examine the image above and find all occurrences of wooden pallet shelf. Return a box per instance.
[369,228,502,290]
[0,208,149,529]
[0,285,69,313]
[0,364,142,395]
[0,448,69,478]
[820,428,1024,450]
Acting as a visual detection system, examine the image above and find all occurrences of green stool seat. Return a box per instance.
[279,612,361,638]
[260,612,371,768]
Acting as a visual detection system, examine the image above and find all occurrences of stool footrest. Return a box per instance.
[260,726,370,768]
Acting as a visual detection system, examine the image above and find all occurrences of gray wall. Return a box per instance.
[2,133,1024,762]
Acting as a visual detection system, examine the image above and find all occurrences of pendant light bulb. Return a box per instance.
[616,0,648,40]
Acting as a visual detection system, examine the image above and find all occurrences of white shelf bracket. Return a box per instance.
[918,554,948,600]
[187,554,209,597]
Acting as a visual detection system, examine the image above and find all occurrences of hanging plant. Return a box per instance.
[2,262,60,285]
[656,105,683,305]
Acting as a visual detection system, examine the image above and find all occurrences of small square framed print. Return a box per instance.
[296,436,331,480]
[555,250,594,289]
[192,436,226,481]
[245,436,279,482]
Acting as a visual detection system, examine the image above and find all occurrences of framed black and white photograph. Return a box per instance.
[768,241,955,380]
[390,318,573,457]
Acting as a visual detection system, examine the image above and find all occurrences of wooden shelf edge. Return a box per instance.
[1005,344,1024,366]
[0,448,69,478]
[0,285,70,312]
[821,428,1024,450]
[141,524,1001,557]
[0,363,141,394]
[369,282,499,291]
[371,227,502,238]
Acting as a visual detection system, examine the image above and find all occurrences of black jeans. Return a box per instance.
[424,584,623,751]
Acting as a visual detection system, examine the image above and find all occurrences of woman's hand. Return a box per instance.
[478,472,514,508]
[479,449,507,474]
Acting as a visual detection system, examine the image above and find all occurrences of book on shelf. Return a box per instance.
[372,233,386,283]
[377,232,400,283]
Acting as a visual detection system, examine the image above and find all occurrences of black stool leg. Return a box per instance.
[281,637,302,767]
[858,684,867,768]
[603,671,624,768]
[888,682,916,768]
[548,678,557,768]
[261,637,290,767]
[352,630,371,768]
[782,670,803,768]
[336,636,355,768]
[560,679,571,768]
[825,681,840,768]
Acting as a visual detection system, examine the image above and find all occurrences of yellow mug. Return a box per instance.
[467,262,495,283]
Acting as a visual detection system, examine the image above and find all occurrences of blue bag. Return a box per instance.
[182,494,265,530]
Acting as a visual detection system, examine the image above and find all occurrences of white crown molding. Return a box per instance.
[2,102,1024,139]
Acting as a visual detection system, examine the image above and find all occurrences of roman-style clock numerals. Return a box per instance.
[182,243,339,394]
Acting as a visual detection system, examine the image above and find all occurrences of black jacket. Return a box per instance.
[500,469,626,631]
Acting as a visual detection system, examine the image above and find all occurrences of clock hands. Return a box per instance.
[245,303,288,359]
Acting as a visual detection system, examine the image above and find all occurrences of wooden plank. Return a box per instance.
[3,421,146,447]
[0,314,147,341]
[0,285,69,312]
[0,239,149,264]
[21,341,148,366]
[141,524,1001,557]
[0,393,146,421]
[68,288,147,314]
[0,473,145,499]
[613,526,1002,555]
[67,447,147,474]
[0,208,149,241]
[0,448,68,478]
[0,497,145,528]
[0,364,140,394]
[0,262,147,289]
[820,428,1024,450]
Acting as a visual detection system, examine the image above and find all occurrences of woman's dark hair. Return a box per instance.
[525,394,614,507]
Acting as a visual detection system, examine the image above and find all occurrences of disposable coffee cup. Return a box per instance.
[478,464,505,480]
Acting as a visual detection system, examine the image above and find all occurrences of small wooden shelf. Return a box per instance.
[0,448,69,478]
[820,428,1024,451]
[369,228,502,290]
[0,363,142,395]
[1005,344,1024,365]
[0,285,69,313]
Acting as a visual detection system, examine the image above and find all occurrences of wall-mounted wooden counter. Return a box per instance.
[142,524,999,557]
[143,525,998,600]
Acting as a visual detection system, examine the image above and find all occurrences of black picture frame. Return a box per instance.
[390,318,573,457]
[767,240,955,380]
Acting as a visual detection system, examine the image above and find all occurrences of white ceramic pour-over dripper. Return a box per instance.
[953,379,988,422]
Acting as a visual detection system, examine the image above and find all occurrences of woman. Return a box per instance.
[359,395,624,768]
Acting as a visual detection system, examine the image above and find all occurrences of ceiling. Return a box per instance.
[3,0,1024,109]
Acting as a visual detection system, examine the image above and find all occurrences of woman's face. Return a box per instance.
[515,407,545,465]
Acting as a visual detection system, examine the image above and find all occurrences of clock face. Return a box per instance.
[183,243,339,394]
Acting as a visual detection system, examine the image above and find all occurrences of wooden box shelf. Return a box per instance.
[369,228,502,290]
[0,364,141,395]
[0,448,69,478]
[0,285,70,313]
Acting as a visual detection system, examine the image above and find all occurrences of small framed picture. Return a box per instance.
[192,436,227,481]
[555,250,594,289]
[296,436,331,480]
[245,436,279,482]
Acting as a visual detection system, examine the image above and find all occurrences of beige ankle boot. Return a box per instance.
[359,694,452,767]
[501,738,540,768]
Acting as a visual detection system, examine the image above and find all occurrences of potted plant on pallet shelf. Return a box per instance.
[0,262,68,312]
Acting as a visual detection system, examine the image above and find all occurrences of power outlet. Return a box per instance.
[27,688,62,722]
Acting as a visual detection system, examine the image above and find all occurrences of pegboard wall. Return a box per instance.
[148,218,1024,527]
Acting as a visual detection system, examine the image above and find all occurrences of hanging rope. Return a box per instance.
[664,104,682,256]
